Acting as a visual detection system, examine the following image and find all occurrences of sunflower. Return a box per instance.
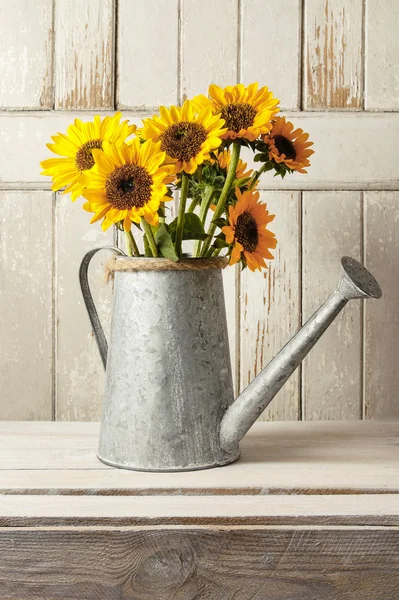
[216,149,252,179]
[40,113,136,201]
[139,100,227,174]
[222,189,277,272]
[263,117,314,174]
[193,83,279,142]
[81,138,175,231]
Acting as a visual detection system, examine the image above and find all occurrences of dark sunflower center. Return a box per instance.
[75,139,103,171]
[273,135,296,160]
[235,211,259,253]
[105,165,152,210]
[161,122,207,162]
[219,103,257,133]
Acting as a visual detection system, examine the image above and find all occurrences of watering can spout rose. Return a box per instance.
[80,251,381,472]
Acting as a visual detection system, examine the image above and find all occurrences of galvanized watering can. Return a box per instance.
[80,250,381,472]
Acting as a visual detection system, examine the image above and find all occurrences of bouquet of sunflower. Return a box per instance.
[41,83,313,272]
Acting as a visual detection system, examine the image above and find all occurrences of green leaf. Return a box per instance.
[169,213,208,242]
[181,213,206,239]
[211,217,227,229]
[213,237,229,249]
[155,224,179,261]
[168,217,178,237]
[232,177,251,188]
[213,176,225,188]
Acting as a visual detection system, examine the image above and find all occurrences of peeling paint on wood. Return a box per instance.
[55,0,114,110]
[117,0,179,109]
[305,0,363,109]
[0,192,53,419]
[364,192,399,419]
[240,192,301,421]
[302,191,362,420]
[55,194,113,421]
[0,1,53,109]
[241,0,301,110]
[365,4,399,110]
[181,0,237,102]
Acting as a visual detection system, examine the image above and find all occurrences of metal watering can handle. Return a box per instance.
[79,246,126,370]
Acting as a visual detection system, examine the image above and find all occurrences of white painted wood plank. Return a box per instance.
[117,0,179,108]
[54,0,114,110]
[0,1,53,109]
[302,192,362,420]
[304,0,363,109]
[0,422,398,494]
[55,194,114,421]
[181,0,237,101]
[241,0,300,110]
[240,192,300,420]
[1,494,398,521]
[4,112,399,190]
[364,192,399,420]
[365,3,399,110]
[0,192,53,419]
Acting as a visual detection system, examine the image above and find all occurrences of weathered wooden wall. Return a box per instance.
[0,0,398,421]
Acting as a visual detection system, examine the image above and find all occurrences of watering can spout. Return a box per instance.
[219,257,382,453]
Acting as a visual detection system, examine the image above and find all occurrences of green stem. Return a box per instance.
[187,197,198,213]
[141,218,159,257]
[248,162,267,191]
[193,184,214,257]
[175,173,189,258]
[125,230,140,257]
[200,141,241,257]
[159,202,165,224]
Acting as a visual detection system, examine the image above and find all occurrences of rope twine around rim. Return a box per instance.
[105,256,228,281]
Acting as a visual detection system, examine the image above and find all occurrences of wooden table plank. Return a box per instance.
[0,421,398,495]
[1,420,398,598]
[0,526,398,599]
[1,494,398,527]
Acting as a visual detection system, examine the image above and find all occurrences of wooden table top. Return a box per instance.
[0,420,398,527]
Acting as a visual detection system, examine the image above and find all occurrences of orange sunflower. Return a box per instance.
[40,113,136,200]
[222,189,277,272]
[81,138,175,231]
[193,83,279,142]
[263,117,314,174]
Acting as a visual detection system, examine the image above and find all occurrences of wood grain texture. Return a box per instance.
[0,192,53,420]
[181,0,238,101]
[117,0,179,108]
[240,192,300,421]
[302,192,362,420]
[364,192,399,419]
[365,3,399,110]
[1,421,398,495]
[241,0,301,110]
[55,194,113,421]
[54,0,115,109]
[1,494,399,526]
[0,1,53,109]
[304,0,363,109]
[5,112,399,190]
[0,526,398,599]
